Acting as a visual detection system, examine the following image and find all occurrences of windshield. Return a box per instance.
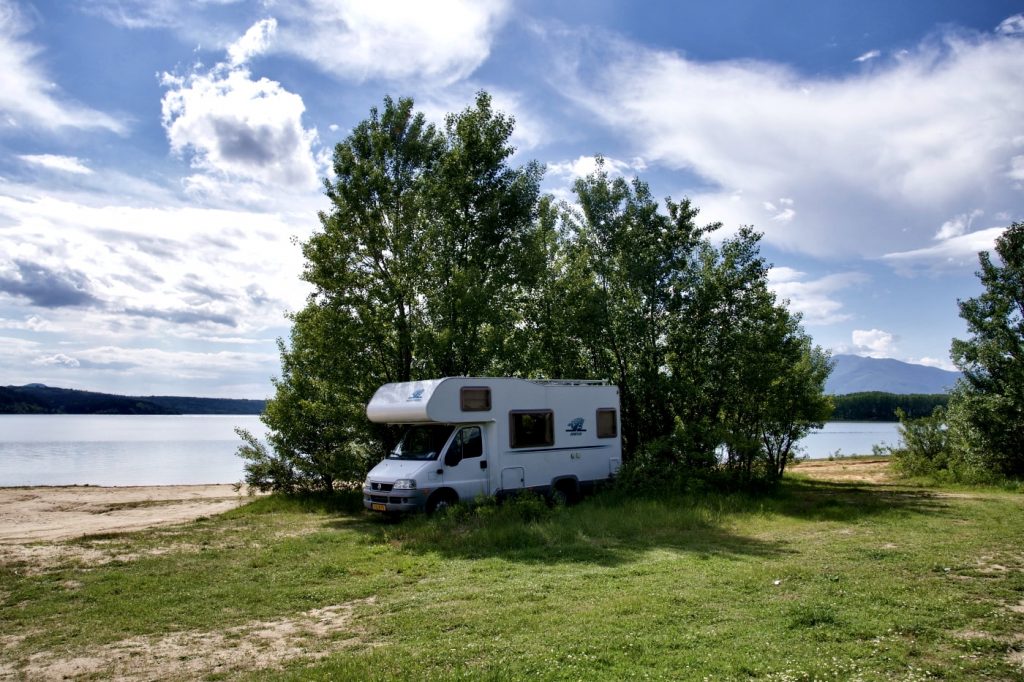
[388,425,455,461]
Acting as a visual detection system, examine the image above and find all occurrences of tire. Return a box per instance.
[426,491,456,515]
[552,480,579,506]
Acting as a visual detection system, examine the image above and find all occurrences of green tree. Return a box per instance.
[887,406,951,478]
[418,92,544,376]
[949,221,1024,478]
[238,94,544,492]
[667,227,832,482]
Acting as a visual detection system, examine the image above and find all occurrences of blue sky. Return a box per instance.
[1,1,1022,398]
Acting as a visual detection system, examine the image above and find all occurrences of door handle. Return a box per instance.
[480,460,487,469]
[436,469,443,475]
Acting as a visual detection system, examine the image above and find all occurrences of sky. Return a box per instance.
[0,1,1022,398]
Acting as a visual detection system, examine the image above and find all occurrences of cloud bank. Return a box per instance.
[563,22,1024,261]
[0,0,124,132]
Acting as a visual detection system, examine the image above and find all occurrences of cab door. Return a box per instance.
[441,426,488,501]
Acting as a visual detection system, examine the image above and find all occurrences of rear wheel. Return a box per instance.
[551,480,579,506]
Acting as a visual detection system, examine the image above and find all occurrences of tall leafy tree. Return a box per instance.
[949,221,1024,478]
[420,92,544,376]
[552,161,718,456]
[238,94,544,491]
[666,227,832,482]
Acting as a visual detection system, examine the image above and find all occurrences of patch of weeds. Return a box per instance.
[227,490,363,517]
[788,603,842,629]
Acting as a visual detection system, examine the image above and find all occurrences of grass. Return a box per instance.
[2,476,1023,680]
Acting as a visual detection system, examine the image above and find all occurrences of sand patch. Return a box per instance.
[10,597,377,680]
[789,457,894,484]
[0,485,253,544]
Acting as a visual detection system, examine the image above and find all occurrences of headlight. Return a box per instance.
[393,479,417,490]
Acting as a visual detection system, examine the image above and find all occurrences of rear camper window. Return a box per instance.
[510,410,554,449]
[596,408,618,438]
[460,386,491,412]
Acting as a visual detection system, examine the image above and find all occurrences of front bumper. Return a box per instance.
[363,487,427,513]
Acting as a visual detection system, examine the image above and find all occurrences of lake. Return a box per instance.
[0,415,266,487]
[0,416,902,487]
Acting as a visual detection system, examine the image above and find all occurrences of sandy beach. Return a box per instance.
[0,484,253,545]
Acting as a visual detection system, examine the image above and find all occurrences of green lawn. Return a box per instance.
[2,477,1022,680]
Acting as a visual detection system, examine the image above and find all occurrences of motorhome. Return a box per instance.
[362,377,622,514]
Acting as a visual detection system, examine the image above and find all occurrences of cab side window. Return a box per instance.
[457,426,483,458]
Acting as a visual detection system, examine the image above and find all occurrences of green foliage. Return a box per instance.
[949,221,1024,479]
[831,392,950,421]
[888,407,951,478]
[530,160,832,484]
[246,97,833,492]
[240,93,543,492]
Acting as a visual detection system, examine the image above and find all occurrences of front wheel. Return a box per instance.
[426,491,457,515]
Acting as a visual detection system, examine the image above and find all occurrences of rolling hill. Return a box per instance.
[0,385,266,415]
[826,355,961,395]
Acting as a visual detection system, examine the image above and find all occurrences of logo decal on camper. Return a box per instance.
[407,389,425,402]
[566,417,586,435]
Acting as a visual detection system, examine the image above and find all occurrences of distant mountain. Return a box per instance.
[826,355,961,395]
[0,385,265,415]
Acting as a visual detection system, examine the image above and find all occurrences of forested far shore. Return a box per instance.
[0,385,266,415]
[830,391,949,421]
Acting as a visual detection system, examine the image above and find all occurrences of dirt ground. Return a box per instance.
[788,456,894,484]
[0,484,252,544]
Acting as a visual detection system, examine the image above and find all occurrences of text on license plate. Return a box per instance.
[371,503,386,511]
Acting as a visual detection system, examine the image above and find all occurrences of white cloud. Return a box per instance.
[912,356,957,371]
[0,181,314,341]
[0,0,125,132]
[996,13,1024,36]
[933,209,983,240]
[764,198,796,222]
[854,49,881,63]
[768,269,868,326]
[227,17,276,67]
[88,0,509,85]
[852,328,897,357]
[1009,155,1024,181]
[547,155,641,179]
[883,225,1006,268]
[273,0,509,85]
[563,25,1024,260]
[161,20,320,192]
[18,154,94,175]
[32,352,80,368]
[0,314,60,331]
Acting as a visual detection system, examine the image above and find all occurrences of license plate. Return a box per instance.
[371,503,386,511]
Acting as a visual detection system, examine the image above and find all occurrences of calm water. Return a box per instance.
[798,421,902,459]
[0,416,901,487]
[0,415,266,487]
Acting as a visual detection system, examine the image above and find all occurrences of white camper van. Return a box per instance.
[362,377,622,514]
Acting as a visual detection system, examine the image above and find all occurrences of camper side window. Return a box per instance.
[596,408,617,438]
[460,387,491,412]
[509,410,554,448]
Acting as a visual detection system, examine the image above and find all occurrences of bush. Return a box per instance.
[888,407,950,477]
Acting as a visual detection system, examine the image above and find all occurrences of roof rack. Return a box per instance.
[528,379,608,386]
